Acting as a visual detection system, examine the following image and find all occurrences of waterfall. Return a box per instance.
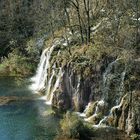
[84,100,105,122]
[29,39,64,105]
[96,116,108,127]
[30,48,49,91]
[84,102,92,113]
[93,70,127,127]
[45,69,55,99]
[96,100,104,112]
[39,45,55,90]
[46,67,63,105]
[30,45,55,92]
[79,58,128,128]
[110,94,127,116]
[119,70,126,95]
[93,94,128,128]
[76,77,81,94]
[93,65,126,127]
[102,59,120,100]
[76,102,91,118]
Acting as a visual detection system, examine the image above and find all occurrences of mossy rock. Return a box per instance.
[85,101,98,117]
[85,113,103,124]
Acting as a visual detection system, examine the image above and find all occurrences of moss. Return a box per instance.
[85,102,98,117]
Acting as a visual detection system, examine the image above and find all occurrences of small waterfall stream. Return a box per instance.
[96,66,126,127]
[30,43,63,105]
[94,63,127,127]
[102,59,120,100]
[46,67,63,105]
[79,59,127,128]
[84,100,105,122]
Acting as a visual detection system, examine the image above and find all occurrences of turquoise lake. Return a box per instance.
[0,77,59,140]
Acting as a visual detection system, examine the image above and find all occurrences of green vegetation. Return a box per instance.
[0,0,139,76]
[58,112,93,140]
[0,48,37,76]
[130,134,140,140]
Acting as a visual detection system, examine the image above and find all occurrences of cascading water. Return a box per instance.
[78,58,128,128]
[46,67,63,105]
[76,77,81,94]
[94,63,127,127]
[94,65,127,127]
[85,100,105,122]
[29,39,64,105]
[110,94,127,116]
[30,48,49,91]
[77,102,90,118]
[39,45,56,91]
[45,69,55,99]
[98,116,108,126]
[102,59,120,100]
[95,94,127,128]
[93,100,105,116]
[30,45,55,92]
[119,70,126,93]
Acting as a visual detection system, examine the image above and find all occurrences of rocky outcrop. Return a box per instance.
[32,36,140,136]
[51,57,140,135]
[52,67,93,112]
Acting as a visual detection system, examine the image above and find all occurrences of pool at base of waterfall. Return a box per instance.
[0,77,59,140]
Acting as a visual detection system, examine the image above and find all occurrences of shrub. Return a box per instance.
[130,134,140,140]
[59,112,93,140]
[0,49,36,76]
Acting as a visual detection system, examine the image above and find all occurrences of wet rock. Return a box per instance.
[85,113,103,124]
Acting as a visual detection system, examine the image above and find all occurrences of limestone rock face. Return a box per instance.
[48,47,140,135]
[126,91,140,135]
[52,67,93,112]
[31,24,140,138]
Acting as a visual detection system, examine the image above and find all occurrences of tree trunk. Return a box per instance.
[83,0,91,44]
[63,0,74,34]
[70,0,84,43]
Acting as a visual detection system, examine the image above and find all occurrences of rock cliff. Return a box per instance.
[30,35,140,136]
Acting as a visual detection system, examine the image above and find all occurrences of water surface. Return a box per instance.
[0,77,59,140]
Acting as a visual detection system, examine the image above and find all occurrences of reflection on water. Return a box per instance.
[0,77,59,140]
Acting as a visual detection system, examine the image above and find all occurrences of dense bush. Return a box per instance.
[0,49,37,76]
[59,112,93,140]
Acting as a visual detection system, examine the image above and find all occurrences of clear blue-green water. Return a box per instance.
[0,77,59,140]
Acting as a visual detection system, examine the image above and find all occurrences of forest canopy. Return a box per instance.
[0,0,139,58]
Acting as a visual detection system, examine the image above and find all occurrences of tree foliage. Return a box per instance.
[0,0,139,58]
